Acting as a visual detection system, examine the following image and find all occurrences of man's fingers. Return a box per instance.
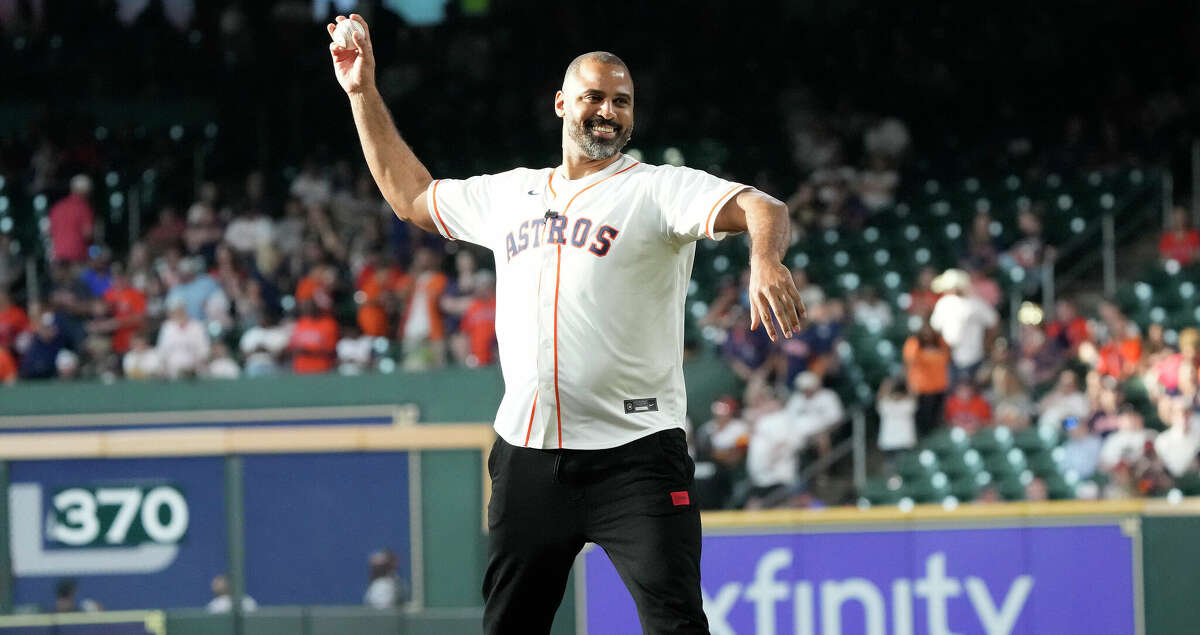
[350,13,371,37]
[335,15,347,22]
[749,301,760,331]
[755,295,779,342]
[327,23,337,35]
[764,292,792,339]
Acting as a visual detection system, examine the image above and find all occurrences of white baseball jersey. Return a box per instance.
[427,153,748,449]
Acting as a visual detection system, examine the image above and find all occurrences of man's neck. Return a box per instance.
[559,151,623,180]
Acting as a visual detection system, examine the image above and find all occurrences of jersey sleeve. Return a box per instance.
[425,175,495,248]
[651,165,750,244]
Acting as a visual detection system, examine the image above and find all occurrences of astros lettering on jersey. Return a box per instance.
[428,153,747,450]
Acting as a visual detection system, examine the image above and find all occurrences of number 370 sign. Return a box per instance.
[49,485,189,547]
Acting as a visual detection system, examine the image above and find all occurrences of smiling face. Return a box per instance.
[556,54,635,162]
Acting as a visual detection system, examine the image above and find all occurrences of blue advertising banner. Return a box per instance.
[582,523,1137,635]
[242,452,413,606]
[9,458,227,611]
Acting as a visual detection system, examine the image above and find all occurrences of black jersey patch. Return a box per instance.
[623,398,659,414]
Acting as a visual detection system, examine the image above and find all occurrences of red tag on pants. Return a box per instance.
[670,491,690,506]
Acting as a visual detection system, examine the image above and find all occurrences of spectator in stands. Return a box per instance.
[240,312,292,377]
[55,349,80,381]
[786,371,845,458]
[1061,415,1102,479]
[440,249,485,335]
[364,549,410,609]
[0,234,22,291]
[1037,370,1091,430]
[1148,327,1198,400]
[1158,206,1200,265]
[944,378,991,433]
[778,300,840,385]
[0,290,29,352]
[398,247,448,370]
[206,574,257,613]
[999,206,1055,296]
[1045,298,1090,355]
[1088,302,1142,380]
[1024,476,1049,502]
[1153,398,1200,478]
[963,210,1000,273]
[745,384,804,508]
[857,155,898,212]
[930,268,998,382]
[184,188,224,262]
[78,248,112,298]
[224,205,274,257]
[206,341,241,379]
[0,345,16,385]
[1099,407,1157,474]
[966,264,1001,309]
[336,324,374,375]
[48,175,94,264]
[876,377,916,468]
[123,331,164,380]
[693,396,750,508]
[156,298,210,379]
[18,311,66,379]
[851,285,892,331]
[985,365,1032,430]
[90,265,146,357]
[903,323,951,436]
[454,270,497,368]
[288,299,338,374]
[290,158,333,207]
[721,305,773,383]
[907,266,941,317]
[166,257,222,322]
[145,206,186,255]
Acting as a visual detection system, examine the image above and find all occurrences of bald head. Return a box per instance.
[563,51,631,90]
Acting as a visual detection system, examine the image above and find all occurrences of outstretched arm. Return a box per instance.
[713,189,805,341]
[328,15,437,233]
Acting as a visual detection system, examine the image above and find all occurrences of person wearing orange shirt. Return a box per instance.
[0,290,29,351]
[457,271,497,367]
[94,267,147,354]
[903,323,951,436]
[288,300,339,374]
[0,346,17,385]
[355,253,410,337]
[944,379,992,434]
[1159,206,1200,265]
[398,247,447,369]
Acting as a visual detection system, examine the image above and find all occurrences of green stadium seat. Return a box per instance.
[895,450,940,480]
[1026,448,1065,478]
[971,426,1015,456]
[939,448,984,478]
[906,472,953,503]
[860,476,907,505]
[1013,426,1061,453]
[984,448,1028,478]
[923,427,971,458]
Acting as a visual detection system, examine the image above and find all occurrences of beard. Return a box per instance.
[568,115,634,160]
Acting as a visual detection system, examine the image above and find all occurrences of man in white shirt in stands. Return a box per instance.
[786,371,845,457]
[929,268,998,382]
[328,14,806,635]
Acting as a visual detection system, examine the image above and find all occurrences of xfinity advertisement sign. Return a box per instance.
[582,524,1136,635]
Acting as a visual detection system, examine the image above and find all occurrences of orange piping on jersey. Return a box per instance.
[430,179,455,240]
[553,244,563,448]
[547,159,641,449]
[547,171,557,198]
[524,391,538,447]
[704,184,745,240]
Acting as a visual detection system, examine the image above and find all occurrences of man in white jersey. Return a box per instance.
[328,15,805,634]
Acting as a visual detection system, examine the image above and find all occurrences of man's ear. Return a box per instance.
[554,90,566,118]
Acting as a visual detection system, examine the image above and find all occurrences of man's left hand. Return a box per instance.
[747,258,806,341]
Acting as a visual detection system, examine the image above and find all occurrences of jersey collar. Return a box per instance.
[553,154,631,186]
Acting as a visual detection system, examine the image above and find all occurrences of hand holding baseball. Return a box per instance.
[327,14,374,95]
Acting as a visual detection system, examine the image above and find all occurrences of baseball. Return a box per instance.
[332,19,365,49]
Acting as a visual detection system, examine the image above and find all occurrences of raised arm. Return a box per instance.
[713,189,806,341]
[328,15,437,233]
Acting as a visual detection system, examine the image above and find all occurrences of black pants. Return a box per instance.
[482,428,708,635]
[916,391,946,438]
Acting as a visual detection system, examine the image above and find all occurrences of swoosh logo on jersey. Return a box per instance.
[527,189,539,195]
